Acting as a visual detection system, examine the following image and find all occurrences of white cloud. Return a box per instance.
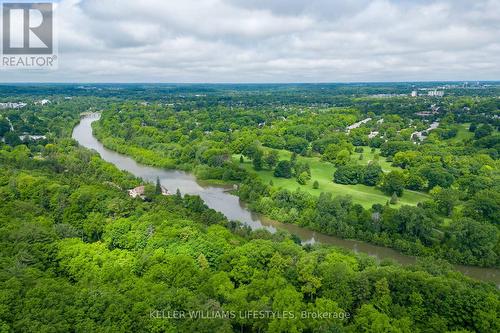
[2,0,499,82]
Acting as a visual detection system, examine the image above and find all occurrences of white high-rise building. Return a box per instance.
[428,90,444,97]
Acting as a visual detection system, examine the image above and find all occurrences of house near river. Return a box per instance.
[128,185,172,199]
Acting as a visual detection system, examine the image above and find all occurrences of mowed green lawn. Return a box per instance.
[234,147,429,208]
[447,123,473,143]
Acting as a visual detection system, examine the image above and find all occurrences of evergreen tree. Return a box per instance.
[155,176,162,195]
[390,192,398,205]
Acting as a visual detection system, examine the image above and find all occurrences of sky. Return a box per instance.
[1,0,500,83]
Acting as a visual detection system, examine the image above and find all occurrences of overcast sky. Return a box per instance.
[2,0,500,83]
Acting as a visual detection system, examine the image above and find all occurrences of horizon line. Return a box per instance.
[1,80,499,85]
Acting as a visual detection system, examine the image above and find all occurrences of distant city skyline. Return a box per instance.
[1,0,500,83]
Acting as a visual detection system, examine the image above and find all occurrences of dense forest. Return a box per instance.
[1,83,499,332]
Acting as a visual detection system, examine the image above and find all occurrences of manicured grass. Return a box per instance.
[234,147,430,208]
[447,123,473,143]
[350,147,398,172]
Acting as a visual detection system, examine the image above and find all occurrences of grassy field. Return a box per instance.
[447,123,473,144]
[350,146,398,172]
[234,147,429,208]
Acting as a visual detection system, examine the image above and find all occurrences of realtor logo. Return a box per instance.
[1,2,57,69]
[3,2,53,54]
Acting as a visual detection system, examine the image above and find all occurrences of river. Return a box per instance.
[72,114,500,286]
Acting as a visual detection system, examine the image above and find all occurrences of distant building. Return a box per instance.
[411,121,439,142]
[428,90,444,97]
[19,134,46,141]
[416,104,440,117]
[430,104,440,112]
[370,93,407,98]
[128,185,145,198]
[347,118,372,133]
[415,112,433,117]
[411,91,418,97]
[0,102,27,109]
[35,99,51,106]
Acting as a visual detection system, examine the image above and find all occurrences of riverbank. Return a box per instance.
[72,114,500,286]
